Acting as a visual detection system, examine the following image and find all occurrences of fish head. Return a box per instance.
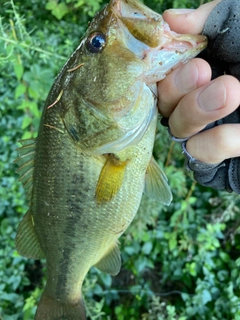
[72,0,207,99]
[60,0,207,153]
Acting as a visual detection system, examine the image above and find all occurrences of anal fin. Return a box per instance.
[94,242,121,276]
[144,157,172,205]
[95,154,128,203]
[16,210,45,259]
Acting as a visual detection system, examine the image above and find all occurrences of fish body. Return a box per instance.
[15,0,207,319]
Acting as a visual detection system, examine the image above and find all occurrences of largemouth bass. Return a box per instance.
[15,0,207,319]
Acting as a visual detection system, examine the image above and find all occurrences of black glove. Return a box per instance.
[165,0,240,193]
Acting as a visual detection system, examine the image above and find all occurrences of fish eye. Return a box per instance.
[86,32,107,53]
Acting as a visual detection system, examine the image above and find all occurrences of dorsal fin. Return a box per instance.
[144,157,172,205]
[16,210,45,259]
[14,138,36,200]
[15,139,45,259]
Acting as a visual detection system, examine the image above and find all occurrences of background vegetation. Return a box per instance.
[0,0,239,319]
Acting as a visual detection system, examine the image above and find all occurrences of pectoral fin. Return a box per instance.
[95,154,127,203]
[94,242,121,275]
[16,210,45,259]
[144,157,172,205]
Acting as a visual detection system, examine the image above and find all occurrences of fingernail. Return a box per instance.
[175,62,198,92]
[166,8,195,15]
[198,81,226,111]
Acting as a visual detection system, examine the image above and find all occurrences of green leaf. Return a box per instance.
[23,295,36,311]
[202,289,212,305]
[15,83,26,98]
[235,257,240,267]
[217,270,229,282]
[46,1,69,20]
[21,131,33,140]
[21,116,32,129]
[1,292,19,302]
[189,262,197,277]
[123,247,132,256]
[219,251,230,263]
[99,273,112,287]
[14,63,24,81]
[169,233,177,251]
[18,45,31,59]
[212,238,220,248]
[45,0,56,10]
[142,241,153,255]
[28,101,40,118]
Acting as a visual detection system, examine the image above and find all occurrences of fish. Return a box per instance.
[15,0,207,319]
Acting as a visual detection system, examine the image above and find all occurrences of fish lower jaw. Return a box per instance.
[144,43,206,84]
[162,37,207,51]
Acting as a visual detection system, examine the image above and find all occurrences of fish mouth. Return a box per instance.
[112,0,207,47]
[111,0,164,48]
[111,0,207,82]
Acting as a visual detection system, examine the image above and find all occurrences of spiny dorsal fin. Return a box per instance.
[94,242,121,276]
[144,157,172,205]
[16,210,45,259]
[14,138,36,199]
[95,154,128,203]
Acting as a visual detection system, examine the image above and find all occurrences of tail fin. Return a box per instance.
[34,291,86,320]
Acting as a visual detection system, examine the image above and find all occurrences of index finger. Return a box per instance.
[163,0,222,34]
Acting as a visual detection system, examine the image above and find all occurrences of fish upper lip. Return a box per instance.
[111,0,207,50]
[111,0,162,22]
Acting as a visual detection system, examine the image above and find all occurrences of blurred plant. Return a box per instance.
[45,0,104,20]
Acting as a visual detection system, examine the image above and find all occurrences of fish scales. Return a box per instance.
[35,109,156,280]
[34,106,157,299]
[15,0,207,319]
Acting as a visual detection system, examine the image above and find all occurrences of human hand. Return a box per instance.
[158,0,240,165]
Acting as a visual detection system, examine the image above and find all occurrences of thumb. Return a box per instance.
[163,0,222,34]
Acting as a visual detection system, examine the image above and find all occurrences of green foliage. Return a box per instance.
[45,0,103,19]
[1,0,239,319]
